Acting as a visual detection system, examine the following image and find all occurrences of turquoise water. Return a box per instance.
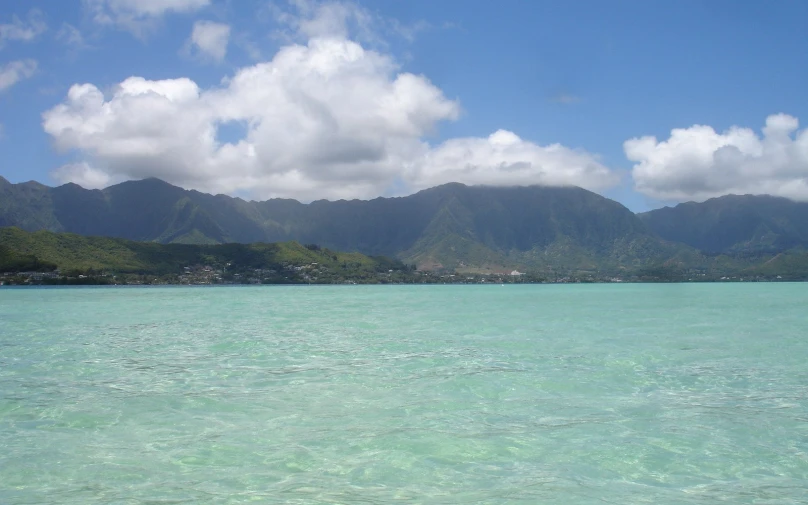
[1,284,807,504]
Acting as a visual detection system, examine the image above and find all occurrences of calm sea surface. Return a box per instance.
[1,284,807,504]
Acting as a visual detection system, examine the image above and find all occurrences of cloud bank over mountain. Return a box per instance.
[627,114,808,202]
[43,1,617,201]
[35,1,806,205]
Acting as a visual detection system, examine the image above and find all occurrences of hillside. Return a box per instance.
[639,194,808,254]
[6,177,808,277]
[0,177,694,274]
[4,226,808,283]
[0,227,411,283]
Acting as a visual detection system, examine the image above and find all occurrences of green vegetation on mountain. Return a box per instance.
[3,226,808,283]
[742,249,808,278]
[3,177,808,279]
[0,177,62,231]
[640,194,808,254]
[0,243,57,273]
[0,178,692,274]
[0,227,414,284]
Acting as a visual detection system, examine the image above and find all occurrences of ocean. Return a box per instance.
[1,284,806,504]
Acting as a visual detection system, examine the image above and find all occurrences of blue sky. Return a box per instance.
[1,0,806,211]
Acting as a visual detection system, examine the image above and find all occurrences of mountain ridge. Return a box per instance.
[3,176,807,274]
[639,194,808,254]
[1,177,668,272]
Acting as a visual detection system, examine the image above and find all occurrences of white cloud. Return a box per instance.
[51,162,112,189]
[388,19,431,43]
[272,0,376,42]
[57,23,87,49]
[272,0,432,49]
[43,1,618,201]
[186,21,230,62]
[408,130,616,192]
[42,38,456,200]
[0,9,47,47]
[0,59,37,92]
[626,114,808,202]
[84,0,210,36]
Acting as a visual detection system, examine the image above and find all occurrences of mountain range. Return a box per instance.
[639,194,808,254]
[3,175,808,276]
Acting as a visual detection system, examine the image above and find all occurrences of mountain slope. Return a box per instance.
[639,195,808,254]
[0,227,407,280]
[1,177,688,272]
[0,177,62,231]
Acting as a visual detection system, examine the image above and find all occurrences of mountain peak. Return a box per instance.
[0,175,666,271]
[641,194,808,254]
[58,182,87,190]
[20,180,50,190]
[5,172,805,270]
[119,177,178,188]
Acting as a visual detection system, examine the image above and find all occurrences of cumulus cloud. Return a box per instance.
[43,1,617,201]
[42,38,457,200]
[51,162,113,189]
[186,21,230,62]
[409,130,616,191]
[0,59,37,92]
[0,9,47,47]
[84,0,210,36]
[626,114,808,202]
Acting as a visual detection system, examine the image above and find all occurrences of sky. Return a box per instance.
[0,0,806,212]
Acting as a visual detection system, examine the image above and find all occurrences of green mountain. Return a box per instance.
[0,176,63,231]
[5,226,808,283]
[639,194,808,254]
[4,174,808,280]
[0,227,410,283]
[0,177,690,273]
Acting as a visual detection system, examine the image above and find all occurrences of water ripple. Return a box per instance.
[1,284,807,504]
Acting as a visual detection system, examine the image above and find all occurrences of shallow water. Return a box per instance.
[1,284,807,504]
